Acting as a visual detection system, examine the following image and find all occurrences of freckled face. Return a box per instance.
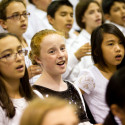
[39,34,68,76]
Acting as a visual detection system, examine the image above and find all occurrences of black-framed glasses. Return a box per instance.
[0,49,28,62]
[6,12,30,20]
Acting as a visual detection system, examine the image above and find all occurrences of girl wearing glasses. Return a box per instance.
[0,0,42,84]
[0,33,37,125]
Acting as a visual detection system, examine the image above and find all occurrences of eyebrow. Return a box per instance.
[11,10,27,15]
[0,45,22,54]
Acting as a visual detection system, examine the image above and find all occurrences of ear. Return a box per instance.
[104,14,111,21]
[34,55,42,65]
[0,19,8,30]
[47,15,54,25]
[111,104,125,120]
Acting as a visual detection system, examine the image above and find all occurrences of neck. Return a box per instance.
[35,71,66,91]
[85,27,93,34]
[18,35,28,48]
[65,32,69,39]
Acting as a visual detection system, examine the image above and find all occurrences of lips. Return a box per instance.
[122,16,125,21]
[16,65,24,71]
[21,24,27,30]
[66,24,72,29]
[95,19,102,24]
[115,54,122,61]
[57,60,65,65]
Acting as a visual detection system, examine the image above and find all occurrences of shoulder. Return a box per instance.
[33,89,44,99]
[75,68,95,94]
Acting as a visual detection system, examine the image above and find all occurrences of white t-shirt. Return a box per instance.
[66,29,93,83]
[0,98,28,125]
[75,65,109,123]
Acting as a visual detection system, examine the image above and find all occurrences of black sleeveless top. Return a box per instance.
[32,81,89,122]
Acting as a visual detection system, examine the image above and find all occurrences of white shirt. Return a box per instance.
[66,29,94,83]
[105,20,125,36]
[0,98,28,125]
[24,3,53,43]
[75,65,109,123]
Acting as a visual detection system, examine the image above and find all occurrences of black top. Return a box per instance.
[32,81,89,122]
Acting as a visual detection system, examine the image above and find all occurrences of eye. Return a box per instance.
[49,50,55,54]
[18,50,23,54]
[61,46,65,51]
[2,53,12,58]
[119,41,123,44]
[12,13,20,18]
[60,12,67,16]
[108,43,113,46]
[70,13,73,17]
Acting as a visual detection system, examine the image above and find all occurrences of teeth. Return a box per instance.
[57,61,64,65]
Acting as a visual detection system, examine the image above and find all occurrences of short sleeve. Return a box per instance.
[75,70,95,94]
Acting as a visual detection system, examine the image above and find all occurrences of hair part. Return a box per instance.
[102,0,125,14]
[47,0,73,18]
[75,0,101,28]
[0,0,26,20]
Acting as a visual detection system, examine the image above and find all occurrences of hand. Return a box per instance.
[75,43,91,60]
[28,65,42,79]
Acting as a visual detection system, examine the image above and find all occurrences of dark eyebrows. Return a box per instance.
[0,45,22,54]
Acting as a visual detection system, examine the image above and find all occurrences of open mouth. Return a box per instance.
[115,55,122,60]
[21,24,27,29]
[57,61,65,66]
[16,65,23,69]
[122,16,125,21]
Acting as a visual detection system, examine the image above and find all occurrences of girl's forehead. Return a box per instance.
[6,1,26,13]
[0,36,21,51]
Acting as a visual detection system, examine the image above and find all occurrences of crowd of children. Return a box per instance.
[0,0,125,125]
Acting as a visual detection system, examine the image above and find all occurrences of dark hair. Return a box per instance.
[102,0,125,14]
[75,0,101,28]
[104,66,125,125]
[47,0,73,18]
[0,33,36,118]
[91,23,125,70]
[28,0,33,4]
[0,0,26,20]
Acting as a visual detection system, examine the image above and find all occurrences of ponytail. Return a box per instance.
[103,111,118,125]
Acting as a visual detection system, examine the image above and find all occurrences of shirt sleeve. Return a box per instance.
[75,70,95,94]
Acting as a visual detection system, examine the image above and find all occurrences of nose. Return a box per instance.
[67,14,73,21]
[20,14,26,21]
[57,50,64,58]
[15,53,23,61]
[115,44,121,52]
[121,7,125,13]
[95,11,101,17]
